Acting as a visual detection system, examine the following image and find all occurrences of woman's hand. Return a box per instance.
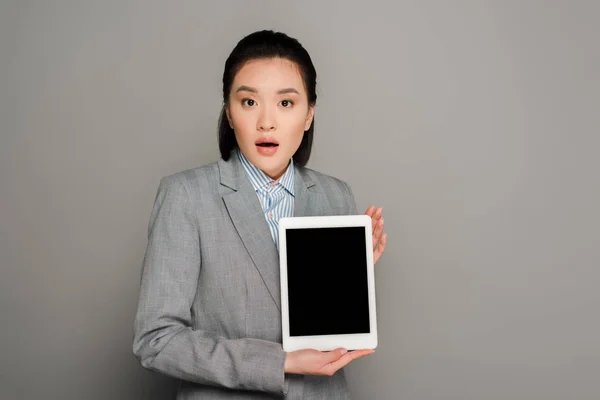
[365,206,387,265]
[284,348,374,376]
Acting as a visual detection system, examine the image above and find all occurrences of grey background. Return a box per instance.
[1,1,599,399]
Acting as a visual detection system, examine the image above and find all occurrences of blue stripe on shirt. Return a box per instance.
[237,148,295,249]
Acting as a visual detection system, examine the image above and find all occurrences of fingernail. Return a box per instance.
[341,349,348,355]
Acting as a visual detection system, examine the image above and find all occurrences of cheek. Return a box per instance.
[286,109,310,130]
[284,122,306,151]
[230,108,247,128]
[231,110,255,137]
[292,116,309,139]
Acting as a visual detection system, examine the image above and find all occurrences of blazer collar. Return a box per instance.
[218,151,315,193]
[218,153,315,311]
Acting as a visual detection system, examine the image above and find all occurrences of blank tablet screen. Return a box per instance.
[285,226,370,337]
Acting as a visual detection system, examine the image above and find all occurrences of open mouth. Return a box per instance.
[255,138,279,147]
[255,138,280,155]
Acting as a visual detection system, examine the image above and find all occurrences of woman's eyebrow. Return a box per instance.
[235,86,299,95]
[236,85,257,94]
[277,88,300,95]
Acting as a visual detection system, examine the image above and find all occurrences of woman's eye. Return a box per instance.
[280,100,293,108]
[242,99,256,107]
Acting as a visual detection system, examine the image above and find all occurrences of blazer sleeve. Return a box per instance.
[342,180,359,215]
[132,175,287,396]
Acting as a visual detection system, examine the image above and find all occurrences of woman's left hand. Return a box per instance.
[365,205,387,265]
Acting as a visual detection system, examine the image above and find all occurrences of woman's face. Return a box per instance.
[226,57,314,180]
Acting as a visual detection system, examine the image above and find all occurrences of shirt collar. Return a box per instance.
[237,148,295,196]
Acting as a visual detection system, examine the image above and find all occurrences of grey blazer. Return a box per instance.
[133,153,358,399]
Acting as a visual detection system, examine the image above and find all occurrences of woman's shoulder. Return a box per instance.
[156,161,220,193]
[297,165,354,193]
[298,166,358,214]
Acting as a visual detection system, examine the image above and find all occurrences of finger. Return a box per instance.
[325,349,375,375]
[324,348,348,364]
[370,210,378,233]
[372,206,382,220]
[353,348,376,355]
[370,206,383,230]
[364,205,375,218]
[374,233,387,265]
[372,217,384,246]
[372,224,384,260]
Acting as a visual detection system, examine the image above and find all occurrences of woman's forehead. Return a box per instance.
[232,58,305,93]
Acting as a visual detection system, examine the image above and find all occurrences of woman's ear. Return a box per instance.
[225,106,233,129]
[304,105,315,131]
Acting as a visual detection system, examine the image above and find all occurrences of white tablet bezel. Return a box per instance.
[278,215,378,352]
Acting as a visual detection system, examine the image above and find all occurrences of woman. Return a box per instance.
[133,30,387,399]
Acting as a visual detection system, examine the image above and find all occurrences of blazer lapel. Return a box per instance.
[219,155,320,311]
[293,167,316,217]
[220,155,282,311]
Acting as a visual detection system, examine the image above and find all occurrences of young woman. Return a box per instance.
[133,30,387,399]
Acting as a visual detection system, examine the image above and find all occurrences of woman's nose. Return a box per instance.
[257,106,276,131]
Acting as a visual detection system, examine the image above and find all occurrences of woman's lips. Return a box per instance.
[256,137,279,155]
[256,142,279,155]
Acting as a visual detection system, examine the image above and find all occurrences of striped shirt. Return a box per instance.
[237,148,295,249]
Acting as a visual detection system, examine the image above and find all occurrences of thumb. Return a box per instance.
[326,348,348,363]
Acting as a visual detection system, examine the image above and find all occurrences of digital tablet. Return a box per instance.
[278,215,378,352]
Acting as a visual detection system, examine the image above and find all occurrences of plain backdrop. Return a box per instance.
[1,1,599,399]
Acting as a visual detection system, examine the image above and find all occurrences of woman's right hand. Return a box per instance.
[284,348,374,376]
